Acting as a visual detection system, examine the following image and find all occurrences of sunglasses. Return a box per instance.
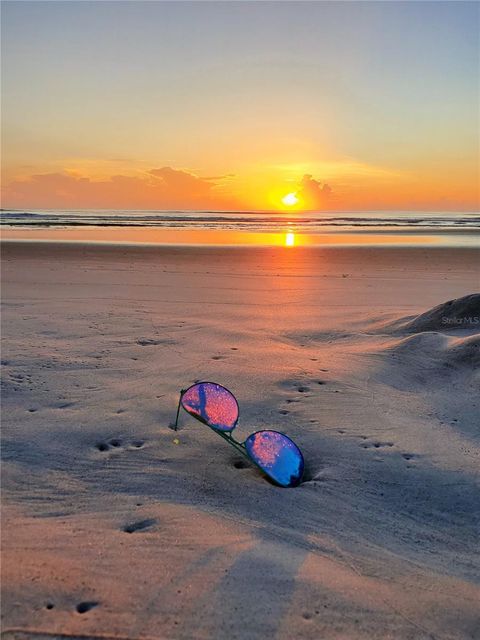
[173,381,304,488]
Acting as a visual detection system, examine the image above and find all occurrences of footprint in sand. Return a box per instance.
[233,460,249,469]
[361,441,394,449]
[57,401,75,409]
[76,601,99,614]
[122,518,157,533]
[95,438,145,452]
[137,337,175,346]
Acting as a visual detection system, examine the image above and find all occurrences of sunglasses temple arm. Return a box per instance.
[173,392,183,431]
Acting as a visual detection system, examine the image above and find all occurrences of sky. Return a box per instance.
[1,0,478,211]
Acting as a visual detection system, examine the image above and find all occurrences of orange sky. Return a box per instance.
[1,2,478,212]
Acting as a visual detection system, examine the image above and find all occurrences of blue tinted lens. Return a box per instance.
[244,430,304,487]
[181,382,238,431]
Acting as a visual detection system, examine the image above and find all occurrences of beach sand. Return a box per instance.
[1,241,479,640]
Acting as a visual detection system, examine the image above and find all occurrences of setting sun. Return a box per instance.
[282,192,299,207]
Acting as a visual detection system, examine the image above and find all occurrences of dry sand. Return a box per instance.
[1,241,479,640]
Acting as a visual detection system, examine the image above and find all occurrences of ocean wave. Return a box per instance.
[1,209,479,232]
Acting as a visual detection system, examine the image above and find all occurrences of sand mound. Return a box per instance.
[389,331,448,354]
[400,293,480,333]
[445,334,480,369]
[384,332,480,368]
[374,331,480,394]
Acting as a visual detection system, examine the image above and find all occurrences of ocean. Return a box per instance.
[1,209,479,246]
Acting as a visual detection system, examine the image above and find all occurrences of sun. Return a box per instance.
[282,192,299,207]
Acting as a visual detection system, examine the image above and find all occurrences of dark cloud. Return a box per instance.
[3,167,236,209]
[149,166,216,197]
[297,174,332,210]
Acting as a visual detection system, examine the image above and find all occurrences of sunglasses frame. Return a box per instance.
[173,381,304,487]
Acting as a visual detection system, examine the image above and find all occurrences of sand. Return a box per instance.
[1,241,479,640]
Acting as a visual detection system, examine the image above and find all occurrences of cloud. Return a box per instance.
[297,174,332,210]
[149,166,217,199]
[2,167,237,210]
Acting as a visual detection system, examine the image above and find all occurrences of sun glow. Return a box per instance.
[282,192,299,206]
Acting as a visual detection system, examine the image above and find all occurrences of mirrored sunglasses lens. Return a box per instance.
[181,382,238,431]
[245,430,304,487]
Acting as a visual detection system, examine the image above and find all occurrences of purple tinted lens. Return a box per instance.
[181,382,238,432]
[245,430,304,487]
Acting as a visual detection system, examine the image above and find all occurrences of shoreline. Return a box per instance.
[2,224,479,248]
[2,237,480,253]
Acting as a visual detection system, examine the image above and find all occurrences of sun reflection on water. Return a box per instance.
[0,227,445,247]
[285,232,295,247]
